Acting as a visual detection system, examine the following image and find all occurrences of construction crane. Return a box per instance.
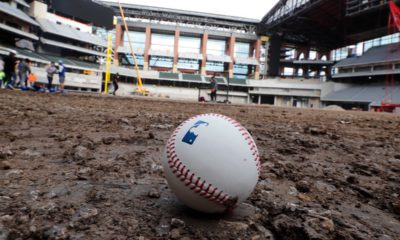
[117,0,149,96]
[380,1,400,112]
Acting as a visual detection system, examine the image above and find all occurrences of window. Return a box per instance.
[123,54,144,67]
[207,39,226,56]
[283,67,294,76]
[150,56,173,68]
[282,96,291,106]
[206,61,224,72]
[179,36,201,54]
[363,33,400,52]
[235,42,250,58]
[234,64,248,78]
[151,33,174,52]
[177,59,199,70]
[124,31,146,49]
[309,50,317,60]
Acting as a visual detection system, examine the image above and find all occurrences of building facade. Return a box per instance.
[98,1,323,106]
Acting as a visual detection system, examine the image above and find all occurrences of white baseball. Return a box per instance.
[162,113,260,213]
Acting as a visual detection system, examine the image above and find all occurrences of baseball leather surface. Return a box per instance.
[163,113,260,213]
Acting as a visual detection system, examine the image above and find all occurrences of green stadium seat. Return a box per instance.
[229,78,247,85]
[160,72,180,80]
[182,74,202,82]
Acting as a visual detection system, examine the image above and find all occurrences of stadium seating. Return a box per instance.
[159,72,180,80]
[182,74,202,82]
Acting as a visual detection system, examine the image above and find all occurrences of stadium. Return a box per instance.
[0,0,400,239]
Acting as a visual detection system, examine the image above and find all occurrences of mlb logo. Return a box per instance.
[182,120,209,145]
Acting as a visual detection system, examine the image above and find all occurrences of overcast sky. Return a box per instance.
[102,0,279,20]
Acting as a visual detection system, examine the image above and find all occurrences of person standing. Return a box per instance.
[46,62,57,90]
[210,74,218,102]
[58,60,66,91]
[113,73,119,96]
[0,57,4,72]
[0,57,4,88]
[10,59,19,88]
[17,58,30,87]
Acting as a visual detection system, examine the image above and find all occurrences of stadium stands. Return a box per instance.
[159,72,180,80]
[322,84,400,106]
[182,74,203,82]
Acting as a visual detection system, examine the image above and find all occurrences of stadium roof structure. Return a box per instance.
[334,43,400,68]
[0,1,38,26]
[40,38,106,57]
[0,22,38,40]
[37,18,107,47]
[36,0,115,29]
[101,1,259,34]
[322,84,400,106]
[260,0,390,49]
[0,43,100,71]
[15,0,30,8]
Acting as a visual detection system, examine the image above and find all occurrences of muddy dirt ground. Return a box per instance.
[0,90,400,240]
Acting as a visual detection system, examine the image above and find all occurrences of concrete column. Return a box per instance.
[325,51,332,79]
[253,39,261,80]
[144,26,151,71]
[274,96,281,107]
[113,23,123,63]
[227,35,236,78]
[173,30,180,73]
[263,40,270,78]
[200,33,208,75]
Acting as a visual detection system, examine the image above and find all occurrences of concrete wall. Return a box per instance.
[274,95,320,108]
[116,83,248,104]
[31,67,102,91]
[321,81,352,98]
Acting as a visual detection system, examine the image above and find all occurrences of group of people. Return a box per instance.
[0,54,66,92]
[0,57,32,89]
[46,61,66,91]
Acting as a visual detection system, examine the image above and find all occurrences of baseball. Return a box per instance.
[162,113,260,213]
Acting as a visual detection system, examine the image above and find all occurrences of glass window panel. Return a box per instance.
[177,59,199,70]
[284,67,294,76]
[179,36,201,54]
[123,55,144,67]
[206,61,224,72]
[151,33,174,52]
[233,74,247,79]
[235,42,250,57]
[309,50,317,60]
[150,56,173,68]
[207,39,226,56]
[124,31,146,49]
[260,46,266,61]
[234,64,248,75]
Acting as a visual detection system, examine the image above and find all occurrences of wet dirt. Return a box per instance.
[0,90,399,240]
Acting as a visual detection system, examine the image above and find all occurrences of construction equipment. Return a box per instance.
[380,1,400,113]
[117,0,149,96]
[104,33,112,94]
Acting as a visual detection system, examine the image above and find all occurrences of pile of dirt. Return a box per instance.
[1,90,399,240]
[323,105,346,111]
